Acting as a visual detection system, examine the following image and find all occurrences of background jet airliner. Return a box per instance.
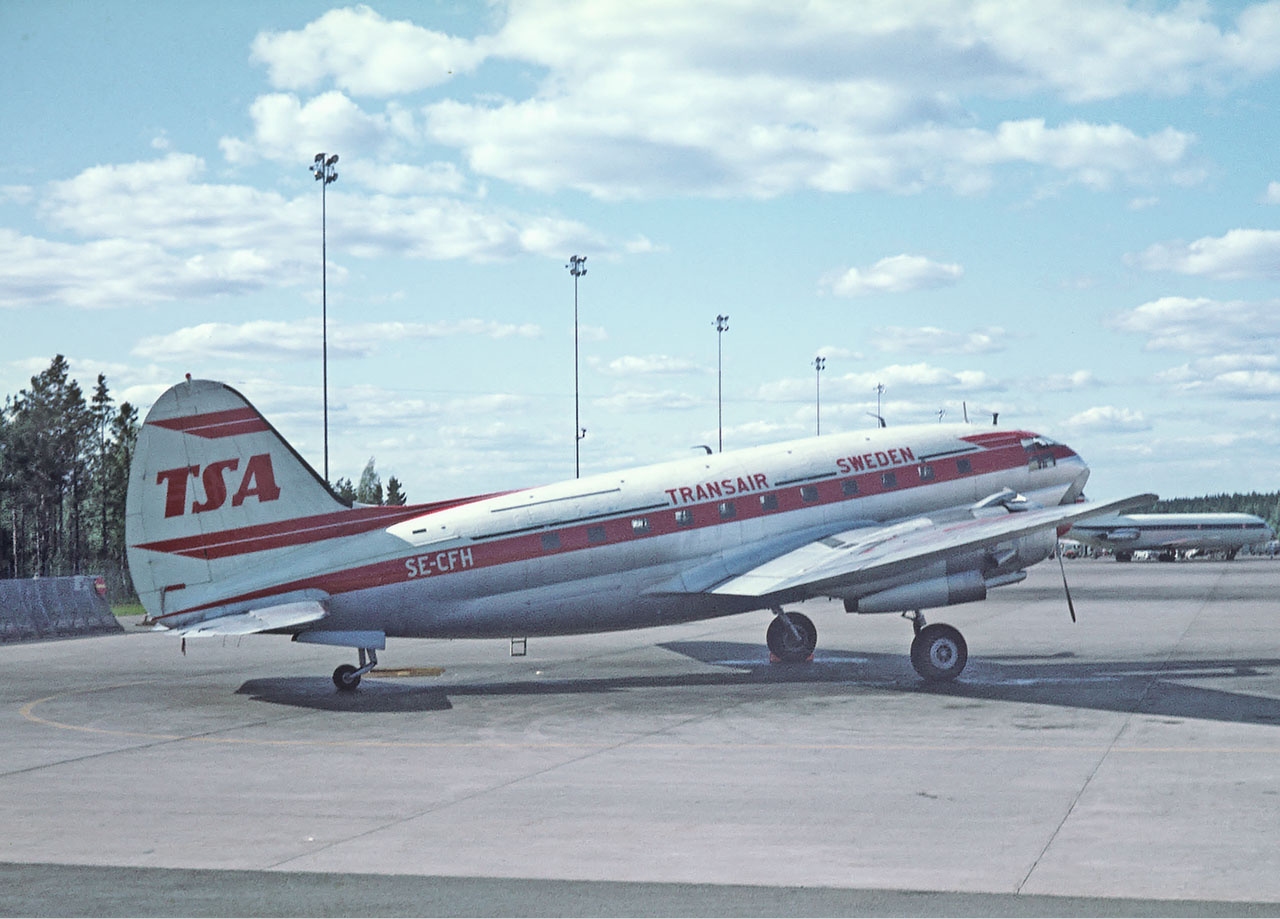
[126,379,1153,689]
[1070,512,1274,561]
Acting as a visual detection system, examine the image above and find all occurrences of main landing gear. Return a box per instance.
[764,607,969,681]
[333,646,378,691]
[766,608,817,663]
[904,611,967,682]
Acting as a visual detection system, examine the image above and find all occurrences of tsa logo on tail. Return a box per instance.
[155,453,281,517]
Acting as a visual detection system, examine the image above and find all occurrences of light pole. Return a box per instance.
[813,356,825,436]
[310,152,338,482]
[714,314,729,452]
[567,255,587,477]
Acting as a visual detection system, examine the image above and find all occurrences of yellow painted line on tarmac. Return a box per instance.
[17,681,1280,755]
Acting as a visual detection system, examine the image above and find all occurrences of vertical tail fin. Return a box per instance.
[126,379,350,621]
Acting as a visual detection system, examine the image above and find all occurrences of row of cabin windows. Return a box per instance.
[539,457,978,551]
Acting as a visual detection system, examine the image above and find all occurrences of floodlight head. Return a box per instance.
[314,153,325,163]
[327,154,339,166]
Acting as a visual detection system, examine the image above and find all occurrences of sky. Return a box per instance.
[4,0,1280,505]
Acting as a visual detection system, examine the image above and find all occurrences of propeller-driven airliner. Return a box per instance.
[126,379,1154,689]
[1070,512,1273,561]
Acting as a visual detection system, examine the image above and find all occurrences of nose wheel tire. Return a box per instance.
[767,611,817,662]
[910,623,967,682]
[333,664,362,691]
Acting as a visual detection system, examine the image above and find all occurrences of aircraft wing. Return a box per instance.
[171,600,328,637]
[710,493,1156,599]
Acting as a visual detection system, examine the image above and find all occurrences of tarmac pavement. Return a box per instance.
[2,557,1279,916]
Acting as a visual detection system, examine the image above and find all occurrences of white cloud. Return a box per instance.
[600,355,704,377]
[1155,355,1280,399]
[1,153,602,310]
[132,318,541,361]
[250,5,486,96]
[1035,370,1100,392]
[1063,405,1151,433]
[1110,296,1280,353]
[214,2,1257,201]
[413,3,1218,200]
[757,362,1001,403]
[872,325,1006,354]
[220,91,419,165]
[592,390,702,412]
[1263,181,1280,204]
[972,1,1280,102]
[823,254,963,297]
[350,161,467,195]
[1130,229,1280,280]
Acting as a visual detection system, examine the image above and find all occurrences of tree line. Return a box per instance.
[0,356,138,595]
[0,356,406,600]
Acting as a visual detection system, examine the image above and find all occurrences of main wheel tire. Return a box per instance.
[333,663,361,691]
[910,623,967,682]
[766,611,817,662]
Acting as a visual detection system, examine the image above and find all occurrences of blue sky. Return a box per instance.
[4,1,1280,503]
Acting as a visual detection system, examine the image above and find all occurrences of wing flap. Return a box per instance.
[711,493,1156,598]
[174,599,328,637]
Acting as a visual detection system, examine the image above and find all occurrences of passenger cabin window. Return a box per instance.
[675,509,694,527]
[800,485,819,503]
[631,517,650,535]
[541,532,561,550]
[587,525,607,544]
[956,458,972,474]
[759,493,779,511]
[718,501,736,519]
[918,463,934,481]
[881,471,897,489]
[841,479,859,496]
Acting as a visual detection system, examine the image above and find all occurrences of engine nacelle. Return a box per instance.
[845,569,987,614]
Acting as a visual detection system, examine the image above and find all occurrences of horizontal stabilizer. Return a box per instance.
[174,600,327,638]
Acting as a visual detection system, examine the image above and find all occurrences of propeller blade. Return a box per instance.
[1057,541,1077,623]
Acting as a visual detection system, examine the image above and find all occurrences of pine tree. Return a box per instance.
[356,458,383,505]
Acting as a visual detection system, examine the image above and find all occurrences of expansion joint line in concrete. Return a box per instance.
[1015,568,1228,894]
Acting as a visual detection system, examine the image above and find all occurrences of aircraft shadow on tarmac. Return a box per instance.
[234,640,1280,728]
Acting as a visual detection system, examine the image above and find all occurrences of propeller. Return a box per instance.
[1057,540,1077,623]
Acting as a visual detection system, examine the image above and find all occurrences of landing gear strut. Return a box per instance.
[333,646,378,691]
[904,611,967,682]
[766,608,817,663]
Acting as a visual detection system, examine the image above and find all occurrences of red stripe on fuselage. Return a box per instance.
[133,491,514,560]
[152,438,1076,620]
[136,505,426,559]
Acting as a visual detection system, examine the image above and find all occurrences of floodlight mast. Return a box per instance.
[714,314,729,452]
[567,255,587,478]
[813,355,826,435]
[310,152,339,482]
